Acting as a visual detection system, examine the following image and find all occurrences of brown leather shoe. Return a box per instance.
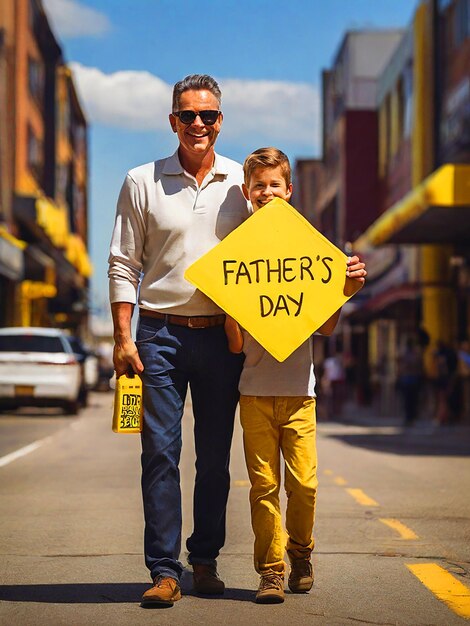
[141,575,182,607]
[192,563,225,595]
[255,573,285,604]
[288,556,314,593]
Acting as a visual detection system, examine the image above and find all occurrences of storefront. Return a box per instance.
[0,227,25,326]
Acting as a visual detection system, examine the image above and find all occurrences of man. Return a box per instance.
[108,74,249,607]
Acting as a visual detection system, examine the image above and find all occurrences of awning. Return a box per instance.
[24,245,55,283]
[14,194,93,279]
[36,197,69,248]
[363,284,420,313]
[0,226,26,280]
[65,234,93,278]
[20,280,57,299]
[354,164,470,251]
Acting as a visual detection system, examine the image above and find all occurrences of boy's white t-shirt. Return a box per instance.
[239,330,316,397]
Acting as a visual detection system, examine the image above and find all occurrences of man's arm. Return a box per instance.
[111,302,144,377]
[109,174,147,377]
[317,255,367,336]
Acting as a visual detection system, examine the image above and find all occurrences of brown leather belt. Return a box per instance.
[140,309,226,329]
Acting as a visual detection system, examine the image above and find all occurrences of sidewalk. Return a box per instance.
[319,399,470,456]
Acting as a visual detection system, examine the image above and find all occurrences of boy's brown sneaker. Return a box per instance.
[255,573,285,604]
[192,563,225,595]
[288,557,314,593]
[141,575,182,607]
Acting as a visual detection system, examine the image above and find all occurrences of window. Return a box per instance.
[28,0,41,35]
[0,334,64,353]
[55,163,69,201]
[396,78,405,142]
[28,56,44,105]
[74,124,87,157]
[378,99,390,177]
[390,84,401,157]
[27,126,44,182]
[455,0,470,46]
[403,63,413,138]
[58,97,71,136]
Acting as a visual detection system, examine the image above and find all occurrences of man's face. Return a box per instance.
[169,89,222,159]
[243,165,292,211]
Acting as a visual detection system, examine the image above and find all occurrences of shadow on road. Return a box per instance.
[0,583,149,603]
[324,425,470,457]
[0,582,256,604]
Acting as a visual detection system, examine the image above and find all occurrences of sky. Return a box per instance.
[41,0,418,324]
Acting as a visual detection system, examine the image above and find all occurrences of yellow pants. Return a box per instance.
[239,395,317,575]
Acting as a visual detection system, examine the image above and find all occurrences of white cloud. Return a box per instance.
[70,63,171,129]
[70,64,320,152]
[220,79,320,146]
[43,0,111,38]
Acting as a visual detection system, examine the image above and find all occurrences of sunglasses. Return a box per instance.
[173,110,221,126]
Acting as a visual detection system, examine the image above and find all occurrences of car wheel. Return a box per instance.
[79,386,89,408]
[64,399,80,415]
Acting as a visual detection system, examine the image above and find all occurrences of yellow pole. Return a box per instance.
[413,2,457,371]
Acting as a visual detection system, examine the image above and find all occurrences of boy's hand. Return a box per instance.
[344,255,367,297]
[224,315,244,354]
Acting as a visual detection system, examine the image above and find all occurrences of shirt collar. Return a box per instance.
[162,150,184,175]
[162,150,228,178]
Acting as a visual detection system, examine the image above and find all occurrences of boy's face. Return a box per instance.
[243,165,293,212]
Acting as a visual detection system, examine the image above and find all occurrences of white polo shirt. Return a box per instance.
[108,150,250,315]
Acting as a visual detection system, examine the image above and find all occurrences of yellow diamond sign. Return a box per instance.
[185,198,353,362]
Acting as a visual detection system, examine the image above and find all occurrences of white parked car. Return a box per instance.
[0,327,81,414]
[67,336,100,406]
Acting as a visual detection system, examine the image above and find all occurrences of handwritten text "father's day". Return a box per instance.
[222,255,333,317]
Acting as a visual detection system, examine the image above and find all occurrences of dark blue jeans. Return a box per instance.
[136,315,244,581]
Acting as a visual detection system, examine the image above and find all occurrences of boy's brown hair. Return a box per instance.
[243,147,292,188]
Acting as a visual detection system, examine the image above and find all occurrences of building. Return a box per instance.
[0,0,25,325]
[295,29,405,407]
[0,0,92,332]
[315,30,404,247]
[292,158,324,226]
[298,1,470,417]
[353,0,470,417]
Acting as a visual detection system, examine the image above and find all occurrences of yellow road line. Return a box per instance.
[233,480,250,487]
[379,518,418,540]
[323,469,333,476]
[334,476,347,486]
[346,488,379,507]
[407,563,470,619]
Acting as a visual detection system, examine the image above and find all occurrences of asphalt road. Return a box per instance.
[0,392,469,625]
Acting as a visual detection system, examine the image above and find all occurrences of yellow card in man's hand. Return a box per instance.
[185,198,352,362]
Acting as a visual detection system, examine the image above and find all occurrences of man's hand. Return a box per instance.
[113,337,144,377]
[344,255,367,297]
[111,302,144,377]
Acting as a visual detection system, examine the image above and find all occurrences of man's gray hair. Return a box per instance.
[172,74,222,111]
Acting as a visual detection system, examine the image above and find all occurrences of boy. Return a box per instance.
[225,147,366,604]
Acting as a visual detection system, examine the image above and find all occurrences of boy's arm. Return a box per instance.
[224,315,244,353]
[317,255,367,336]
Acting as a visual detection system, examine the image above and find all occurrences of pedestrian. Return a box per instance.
[457,340,470,421]
[224,147,367,603]
[396,336,424,426]
[321,352,346,419]
[433,340,461,425]
[108,74,250,607]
